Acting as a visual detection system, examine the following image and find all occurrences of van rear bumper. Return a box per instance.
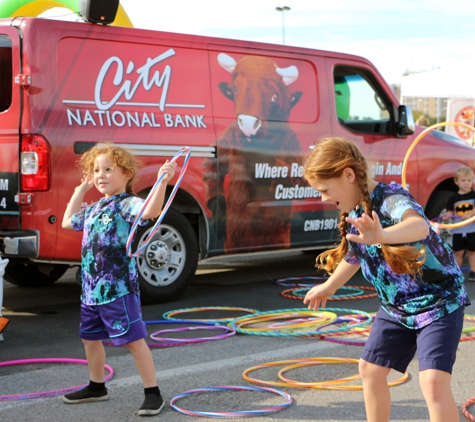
[0,230,39,258]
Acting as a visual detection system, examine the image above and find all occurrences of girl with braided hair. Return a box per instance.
[303,137,469,422]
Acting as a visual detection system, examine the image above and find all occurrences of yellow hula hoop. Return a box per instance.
[277,361,409,390]
[242,357,361,389]
[401,121,475,230]
[232,311,338,332]
[242,357,409,390]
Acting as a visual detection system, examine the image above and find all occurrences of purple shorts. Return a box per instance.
[361,306,464,374]
[80,293,148,346]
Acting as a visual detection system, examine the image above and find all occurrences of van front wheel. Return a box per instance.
[132,208,198,304]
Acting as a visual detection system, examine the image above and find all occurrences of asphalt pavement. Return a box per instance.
[1,250,475,422]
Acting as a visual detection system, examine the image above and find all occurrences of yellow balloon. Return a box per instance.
[0,0,133,27]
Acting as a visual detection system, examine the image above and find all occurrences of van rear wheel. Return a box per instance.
[132,208,198,304]
[4,262,69,287]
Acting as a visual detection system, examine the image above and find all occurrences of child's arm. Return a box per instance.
[442,210,454,220]
[303,260,360,310]
[141,160,177,220]
[346,209,429,245]
[62,175,94,230]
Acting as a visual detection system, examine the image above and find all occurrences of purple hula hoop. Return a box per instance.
[150,324,235,344]
[0,358,114,401]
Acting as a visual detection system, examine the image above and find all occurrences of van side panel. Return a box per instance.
[21,21,217,260]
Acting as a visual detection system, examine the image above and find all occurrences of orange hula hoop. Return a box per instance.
[401,121,475,230]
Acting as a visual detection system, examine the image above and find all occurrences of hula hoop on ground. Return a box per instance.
[243,357,361,389]
[230,308,373,337]
[281,285,377,301]
[242,357,408,390]
[462,396,475,421]
[277,360,409,390]
[150,324,235,344]
[275,276,328,287]
[0,358,114,401]
[162,306,259,324]
[317,315,372,346]
[102,320,228,348]
[232,311,338,332]
[170,385,292,417]
[126,146,191,257]
[401,121,475,231]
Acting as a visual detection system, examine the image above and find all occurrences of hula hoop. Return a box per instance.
[150,324,235,344]
[162,306,259,324]
[242,357,361,389]
[266,314,337,330]
[0,358,114,401]
[102,320,227,348]
[275,276,328,287]
[126,147,191,257]
[242,357,408,390]
[462,396,475,421]
[232,311,338,332]
[230,308,373,337]
[281,285,377,301]
[317,315,372,346]
[401,121,475,230]
[170,385,292,417]
[277,360,409,390]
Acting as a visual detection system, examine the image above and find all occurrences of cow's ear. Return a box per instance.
[291,91,303,108]
[218,82,234,101]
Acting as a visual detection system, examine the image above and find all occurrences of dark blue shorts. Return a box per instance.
[361,306,464,374]
[80,293,148,346]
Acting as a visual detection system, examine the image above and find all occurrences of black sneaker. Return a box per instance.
[62,386,108,404]
[138,394,165,416]
[467,271,475,282]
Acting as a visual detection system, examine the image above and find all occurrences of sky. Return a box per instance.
[39,0,475,86]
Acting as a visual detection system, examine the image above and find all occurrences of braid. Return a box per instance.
[316,211,348,274]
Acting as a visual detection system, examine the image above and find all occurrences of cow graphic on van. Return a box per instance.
[203,54,303,252]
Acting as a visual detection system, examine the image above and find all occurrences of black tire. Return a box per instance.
[132,208,199,304]
[4,262,69,287]
[424,190,453,220]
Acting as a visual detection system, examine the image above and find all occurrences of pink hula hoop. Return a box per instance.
[0,358,114,401]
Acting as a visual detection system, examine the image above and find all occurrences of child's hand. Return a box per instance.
[345,211,384,245]
[76,174,94,193]
[158,160,177,183]
[303,283,336,310]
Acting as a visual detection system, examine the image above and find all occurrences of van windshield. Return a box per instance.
[0,36,12,113]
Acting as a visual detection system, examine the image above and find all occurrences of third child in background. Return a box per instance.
[444,166,475,281]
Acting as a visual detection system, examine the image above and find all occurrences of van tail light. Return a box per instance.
[21,134,50,191]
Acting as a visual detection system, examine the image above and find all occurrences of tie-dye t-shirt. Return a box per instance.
[345,183,470,329]
[71,192,148,305]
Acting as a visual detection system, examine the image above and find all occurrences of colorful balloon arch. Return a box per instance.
[0,0,133,27]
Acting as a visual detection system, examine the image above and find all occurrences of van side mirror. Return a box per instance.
[397,105,415,137]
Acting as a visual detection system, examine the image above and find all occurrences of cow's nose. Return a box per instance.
[237,115,261,137]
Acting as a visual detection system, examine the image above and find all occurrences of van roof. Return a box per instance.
[1,16,373,65]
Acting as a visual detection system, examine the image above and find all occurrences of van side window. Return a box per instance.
[334,68,391,134]
[0,36,12,113]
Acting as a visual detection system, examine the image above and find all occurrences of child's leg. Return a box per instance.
[419,369,459,422]
[359,359,391,422]
[466,250,475,271]
[126,338,157,388]
[453,249,464,268]
[83,339,107,382]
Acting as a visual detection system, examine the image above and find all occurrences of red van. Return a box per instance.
[0,17,473,303]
